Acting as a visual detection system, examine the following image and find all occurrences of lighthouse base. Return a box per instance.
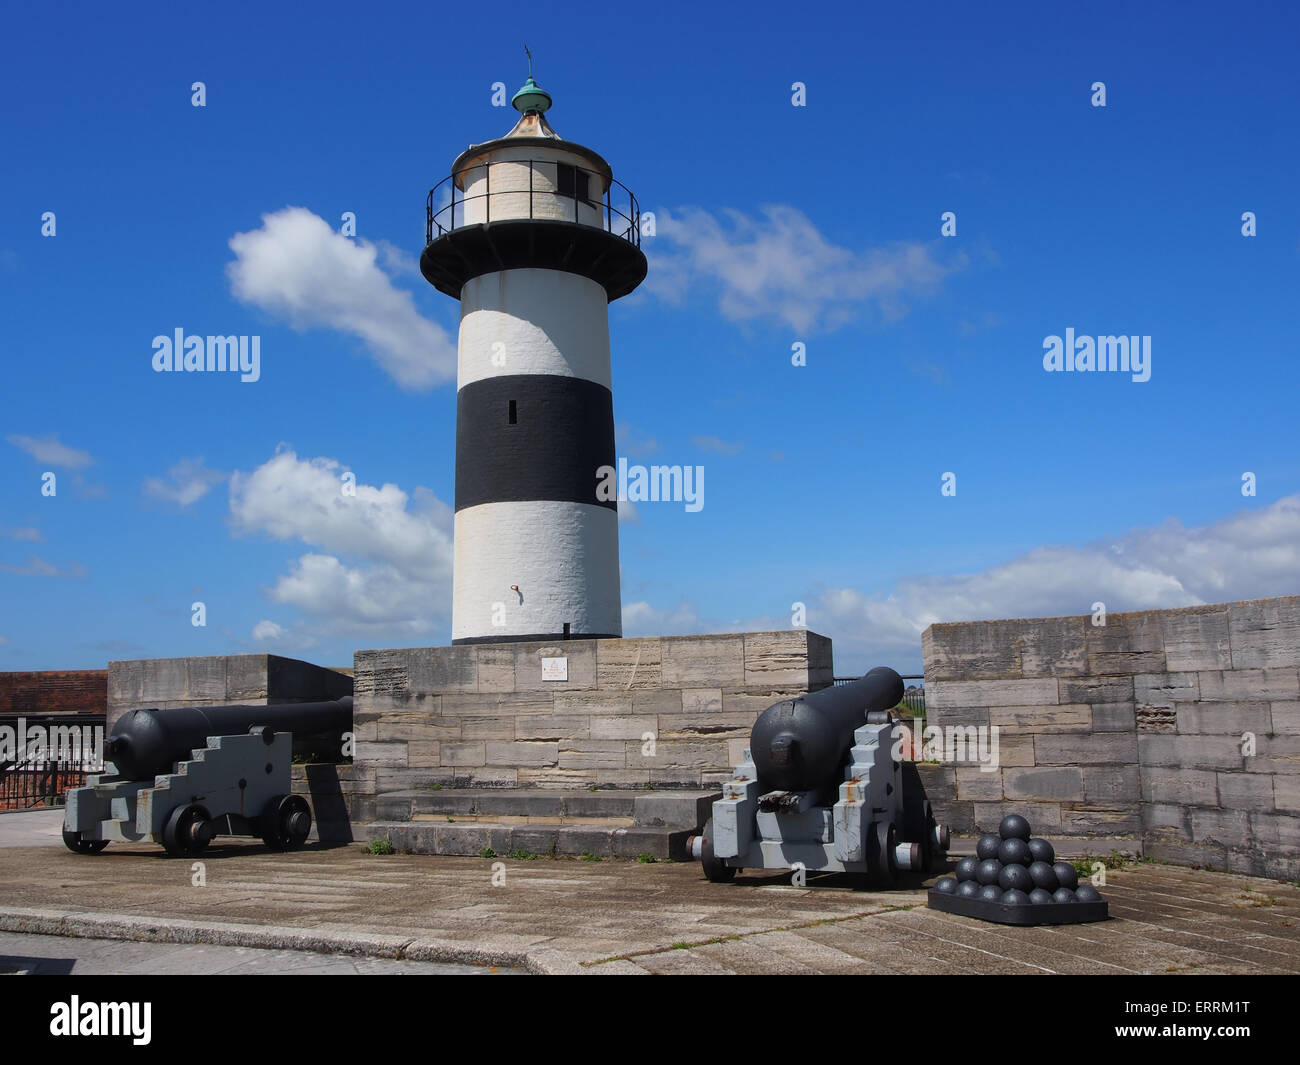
[345,630,833,828]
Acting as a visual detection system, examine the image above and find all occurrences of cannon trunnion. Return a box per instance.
[688,669,949,888]
[61,697,352,857]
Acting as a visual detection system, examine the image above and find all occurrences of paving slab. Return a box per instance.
[0,838,1297,974]
[0,808,64,847]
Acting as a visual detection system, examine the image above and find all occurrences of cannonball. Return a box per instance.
[998,838,1032,867]
[935,876,958,895]
[1074,883,1102,903]
[1052,887,1077,904]
[955,856,980,883]
[1027,837,1055,864]
[976,858,1002,885]
[1001,888,1031,906]
[976,834,1002,860]
[956,880,981,899]
[978,884,1003,903]
[1053,861,1079,890]
[1029,888,1055,905]
[998,863,1034,893]
[999,814,1032,841]
[1028,861,1059,891]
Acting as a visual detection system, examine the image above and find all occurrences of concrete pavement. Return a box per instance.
[0,815,1297,974]
[0,808,66,847]
[0,931,513,974]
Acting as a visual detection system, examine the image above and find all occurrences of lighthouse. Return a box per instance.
[421,60,647,644]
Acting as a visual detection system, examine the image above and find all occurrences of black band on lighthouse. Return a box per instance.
[455,374,616,512]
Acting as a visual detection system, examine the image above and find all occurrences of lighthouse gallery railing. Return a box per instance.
[426,159,641,248]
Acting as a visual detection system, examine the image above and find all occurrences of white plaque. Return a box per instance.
[541,656,568,682]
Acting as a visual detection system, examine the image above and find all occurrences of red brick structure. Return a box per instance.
[0,671,107,717]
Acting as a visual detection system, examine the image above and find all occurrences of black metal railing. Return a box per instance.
[426,158,640,248]
[0,713,103,810]
[0,757,88,810]
[832,674,925,716]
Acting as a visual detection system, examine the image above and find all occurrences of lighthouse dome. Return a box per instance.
[443,73,619,232]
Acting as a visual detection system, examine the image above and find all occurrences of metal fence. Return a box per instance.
[0,758,88,810]
[0,714,104,810]
[426,158,641,246]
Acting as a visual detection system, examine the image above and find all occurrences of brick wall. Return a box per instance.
[0,670,107,716]
[348,630,834,822]
[922,596,1300,880]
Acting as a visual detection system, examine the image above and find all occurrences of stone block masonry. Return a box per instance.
[349,631,834,817]
[107,654,354,733]
[922,595,1300,880]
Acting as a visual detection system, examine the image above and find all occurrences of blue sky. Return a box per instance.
[3,0,1298,676]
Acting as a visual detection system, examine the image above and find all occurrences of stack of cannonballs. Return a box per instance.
[929,814,1106,924]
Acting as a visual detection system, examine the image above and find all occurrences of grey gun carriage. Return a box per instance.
[62,697,352,858]
[687,668,949,886]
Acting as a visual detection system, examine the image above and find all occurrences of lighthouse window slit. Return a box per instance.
[508,399,517,425]
[557,164,591,206]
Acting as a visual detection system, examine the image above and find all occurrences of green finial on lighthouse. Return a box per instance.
[512,45,552,115]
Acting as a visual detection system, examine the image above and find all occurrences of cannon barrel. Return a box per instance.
[105,697,353,781]
[750,667,903,792]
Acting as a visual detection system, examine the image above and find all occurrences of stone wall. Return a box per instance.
[107,654,353,731]
[349,631,834,822]
[922,596,1300,880]
[0,670,107,716]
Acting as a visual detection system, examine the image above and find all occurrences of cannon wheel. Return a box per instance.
[700,818,736,883]
[162,803,214,858]
[866,820,899,888]
[260,794,312,852]
[61,827,109,854]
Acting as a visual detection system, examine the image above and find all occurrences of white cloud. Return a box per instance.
[622,599,707,636]
[1,526,42,543]
[229,447,453,632]
[618,500,639,525]
[251,619,285,641]
[143,458,225,507]
[644,205,963,332]
[6,434,93,469]
[270,554,440,630]
[811,494,1300,667]
[227,207,456,391]
[0,555,87,578]
[691,434,743,456]
[623,495,1300,670]
[615,422,661,457]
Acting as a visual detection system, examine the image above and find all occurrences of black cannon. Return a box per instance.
[105,697,353,780]
[63,697,353,857]
[689,667,949,887]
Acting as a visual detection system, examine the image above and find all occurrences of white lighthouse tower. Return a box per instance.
[421,60,647,644]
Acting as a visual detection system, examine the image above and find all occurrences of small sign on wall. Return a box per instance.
[541,657,568,682]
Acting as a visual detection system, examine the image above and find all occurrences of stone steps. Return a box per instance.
[375,788,715,828]
[361,789,718,860]
[359,819,693,860]
[408,813,636,826]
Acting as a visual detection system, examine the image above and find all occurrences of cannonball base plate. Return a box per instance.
[927,888,1108,926]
